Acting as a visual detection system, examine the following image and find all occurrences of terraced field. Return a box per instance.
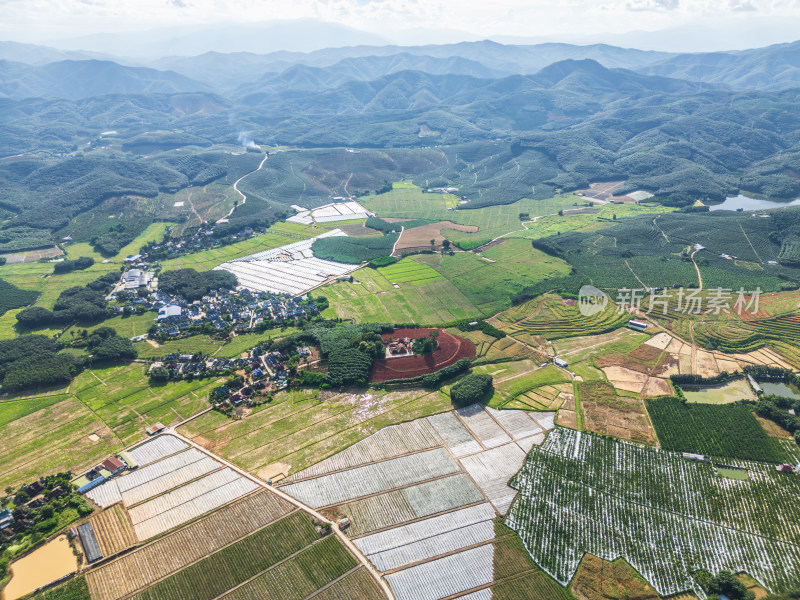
[493,294,629,343]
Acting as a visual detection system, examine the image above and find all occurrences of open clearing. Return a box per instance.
[279,403,562,600]
[369,328,477,382]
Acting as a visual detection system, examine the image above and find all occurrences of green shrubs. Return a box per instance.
[645,397,790,463]
[450,373,494,407]
[368,256,397,268]
[312,234,399,264]
[0,277,38,317]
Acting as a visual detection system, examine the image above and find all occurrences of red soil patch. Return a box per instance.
[369,328,477,382]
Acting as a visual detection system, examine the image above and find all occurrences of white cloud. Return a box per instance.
[0,0,796,47]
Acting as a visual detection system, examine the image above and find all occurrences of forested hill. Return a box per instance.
[0,59,209,100]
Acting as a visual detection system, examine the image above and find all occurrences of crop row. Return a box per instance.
[505,428,800,595]
[131,510,318,600]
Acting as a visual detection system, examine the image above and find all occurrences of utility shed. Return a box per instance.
[77,522,103,563]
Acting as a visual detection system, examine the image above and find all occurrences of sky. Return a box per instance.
[2,0,800,52]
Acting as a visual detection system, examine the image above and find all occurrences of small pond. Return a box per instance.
[709,194,800,212]
[2,535,78,600]
[758,380,800,400]
[682,378,757,404]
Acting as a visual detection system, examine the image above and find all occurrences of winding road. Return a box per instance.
[221,153,270,221]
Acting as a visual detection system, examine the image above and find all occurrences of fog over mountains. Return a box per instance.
[2,37,800,101]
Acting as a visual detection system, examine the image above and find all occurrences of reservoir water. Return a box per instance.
[709,195,800,212]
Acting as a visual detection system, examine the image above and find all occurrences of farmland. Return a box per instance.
[0,363,227,491]
[178,386,454,481]
[278,405,562,599]
[321,258,483,324]
[160,221,322,271]
[360,183,584,245]
[506,428,800,597]
[494,294,629,344]
[416,240,573,315]
[645,397,790,463]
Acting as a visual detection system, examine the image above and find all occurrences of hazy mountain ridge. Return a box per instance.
[0,59,210,100]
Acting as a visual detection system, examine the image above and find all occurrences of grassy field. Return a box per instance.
[160,222,323,271]
[361,183,582,245]
[507,202,676,241]
[0,361,228,490]
[415,240,572,315]
[179,386,452,480]
[321,258,483,324]
[133,328,298,359]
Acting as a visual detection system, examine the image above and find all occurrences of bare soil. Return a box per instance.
[394,221,479,253]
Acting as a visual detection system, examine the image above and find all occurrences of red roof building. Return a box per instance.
[102,457,126,474]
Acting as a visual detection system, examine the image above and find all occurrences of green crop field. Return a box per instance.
[30,576,91,600]
[179,387,452,479]
[132,511,321,600]
[72,362,217,443]
[361,183,582,245]
[415,239,572,315]
[160,221,322,271]
[645,397,790,463]
[507,427,800,597]
[322,258,483,324]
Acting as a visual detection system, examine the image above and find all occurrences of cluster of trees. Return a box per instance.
[52,256,94,274]
[19,271,117,328]
[0,325,135,392]
[450,373,494,407]
[412,331,438,354]
[0,473,94,580]
[756,396,800,444]
[312,233,399,265]
[158,268,238,301]
[697,570,755,600]
[456,319,506,339]
[0,277,38,317]
[368,256,397,268]
[0,335,80,392]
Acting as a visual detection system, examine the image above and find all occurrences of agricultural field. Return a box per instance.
[450,328,537,365]
[416,240,572,316]
[646,289,800,361]
[513,210,800,297]
[0,363,227,490]
[83,435,259,540]
[570,555,660,600]
[493,294,629,344]
[178,386,454,482]
[361,183,585,245]
[160,221,322,271]
[645,397,790,463]
[322,258,484,324]
[507,428,800,597]
[278,405,560,600]
[85,482,365,600]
